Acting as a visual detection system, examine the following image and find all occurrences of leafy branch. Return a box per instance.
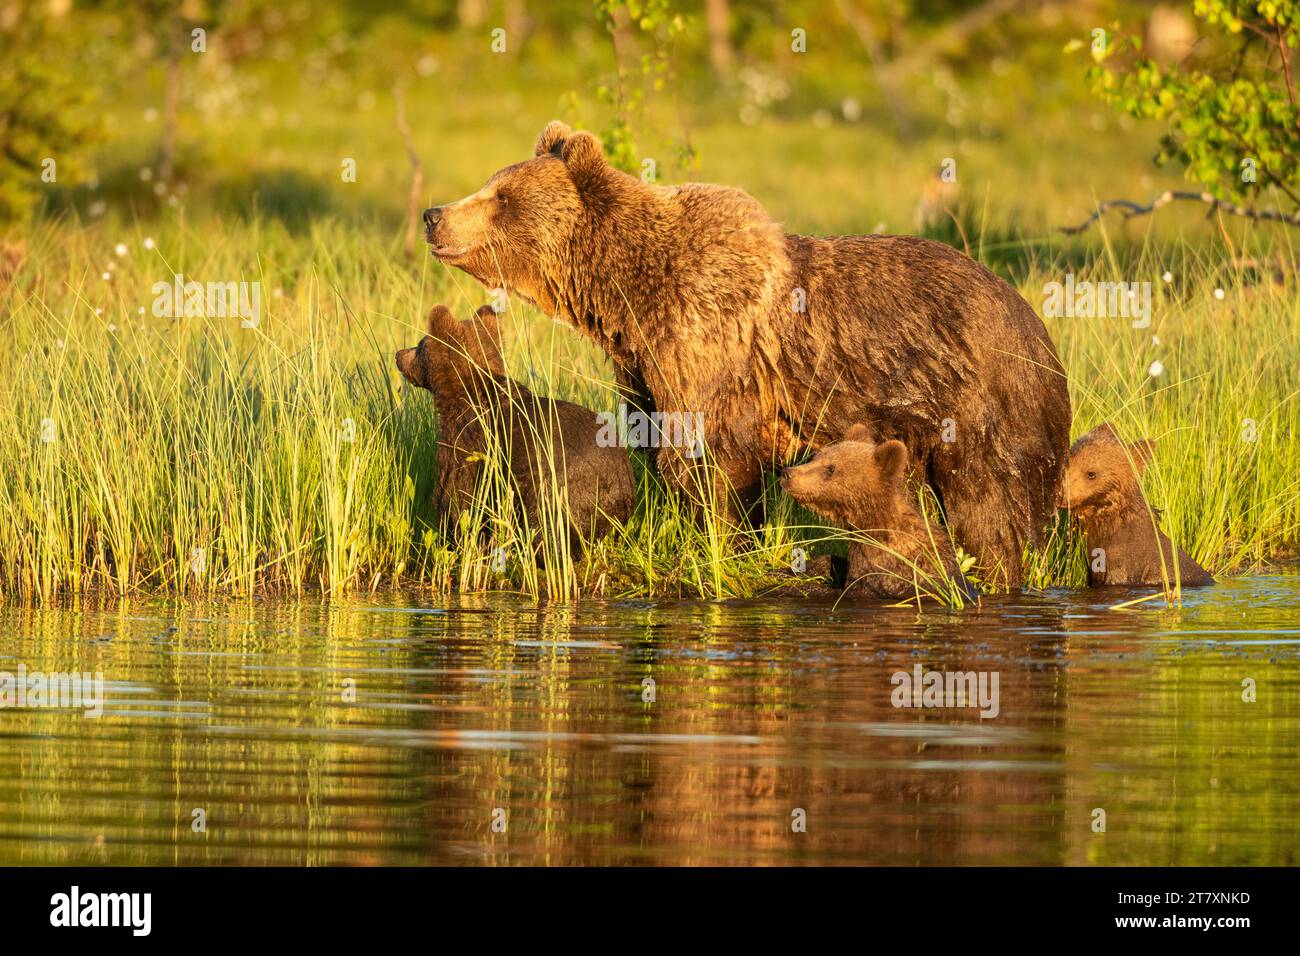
[1076,1,1300,225]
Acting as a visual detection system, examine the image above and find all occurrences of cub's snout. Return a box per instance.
[395,347,418,382]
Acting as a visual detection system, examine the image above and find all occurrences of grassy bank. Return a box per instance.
[2,201,1297,603]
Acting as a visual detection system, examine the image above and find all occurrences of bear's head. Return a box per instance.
[1057,422,1155,516]
[423,121,613,308]
[779,424,911,530]
[395,304,505,401]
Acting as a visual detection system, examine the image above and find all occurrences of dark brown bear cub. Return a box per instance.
[395,304,635,545]
[1058,423,1213,588]
[780,424,971,601]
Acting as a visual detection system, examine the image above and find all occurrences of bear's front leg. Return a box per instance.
[613,361,657,424]
[654,439,765,533]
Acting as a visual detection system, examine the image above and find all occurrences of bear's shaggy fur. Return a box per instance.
[395,304,636,545]
[780,424,971,600]
[1058,423,1213,588]
[425,121,1071,587]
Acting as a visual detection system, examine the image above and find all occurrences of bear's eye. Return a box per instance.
[1085,470,1097,481]
[496,192,509,206]
[824,464,836,478]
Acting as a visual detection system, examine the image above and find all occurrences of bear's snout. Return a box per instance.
[422,207,443,232]
[395,347,417,380]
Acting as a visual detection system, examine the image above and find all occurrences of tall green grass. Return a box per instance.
[1035,231,1300,587]
[1,207,1296,605]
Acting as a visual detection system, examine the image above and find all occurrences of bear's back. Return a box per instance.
[502,386,636,541]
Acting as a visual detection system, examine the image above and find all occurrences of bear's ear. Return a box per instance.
[535,120,574,158]
[426,304,456,337]
[558,131,608,183]
[1128,438,1156,475]
[873,439,908,484]
[535,123,607,187]
[843,423,873,443]
[465,305,505,376]
[1090,422,1122,444]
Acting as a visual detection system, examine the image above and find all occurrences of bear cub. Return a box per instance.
[1058,423,1213,588]
[780,424,971,601]
[396,304,635,545]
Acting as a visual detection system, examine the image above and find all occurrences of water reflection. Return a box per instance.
[1,572,1297,865]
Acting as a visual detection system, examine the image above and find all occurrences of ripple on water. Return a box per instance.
[1,570,1298,865]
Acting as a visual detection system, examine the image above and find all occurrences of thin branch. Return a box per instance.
[1060,190,1300,235]
[1276,22,1300,133]
[1262,167,1300,208]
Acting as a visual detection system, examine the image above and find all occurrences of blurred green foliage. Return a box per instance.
[0,6,102,219]
[1,0,1211,227]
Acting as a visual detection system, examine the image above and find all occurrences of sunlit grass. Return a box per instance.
[2,184,1297,604]
[1035,229,1300,591]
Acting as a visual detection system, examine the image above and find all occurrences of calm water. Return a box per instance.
[2,572,1298,866]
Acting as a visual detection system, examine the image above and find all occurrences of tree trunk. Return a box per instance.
[705,0,733,80]
[160,22,181,182]
[458,0,487,29]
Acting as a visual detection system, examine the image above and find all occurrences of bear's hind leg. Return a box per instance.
[655,443,764,535]
[929,466,1031,590]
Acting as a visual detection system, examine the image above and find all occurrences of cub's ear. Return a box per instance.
[1090,422,1122,444]
[466,305,505,375]
[426,304,456,336]
[843,423,873,443]
[873,439,908,484]
[535,120,574,157]
[1129,438,1156,475]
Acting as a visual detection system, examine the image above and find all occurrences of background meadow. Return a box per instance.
[1,0,1297,603]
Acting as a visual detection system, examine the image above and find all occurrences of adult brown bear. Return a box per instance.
[424,121,1071,587]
